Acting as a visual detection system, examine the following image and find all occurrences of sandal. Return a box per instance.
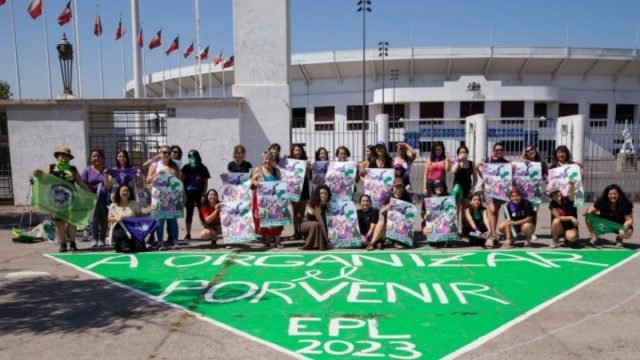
[225,245,232,250]
[589,238,601,248]
[484,238,494,249]
[277,243,285,249]
[502,240,514,249]
[366,245,374,251]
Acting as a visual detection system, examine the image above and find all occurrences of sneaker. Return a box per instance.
[91,239,98,248]
[525,240,532,247]
[97,240,105,248]
[615,237,624,248]
[550,240,558,249]
[159,246,167,251]
[69,242,78,252]
[59,243,68,253]
[531,234,538,241]
[184,233,191,240]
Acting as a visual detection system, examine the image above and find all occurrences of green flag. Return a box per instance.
[31,173,97,228]
[586,213,624,236]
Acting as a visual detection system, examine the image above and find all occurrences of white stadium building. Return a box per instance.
[129,46,640,199]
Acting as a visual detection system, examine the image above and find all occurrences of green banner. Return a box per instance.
[586,213,624,236]
[50,250,637,359]
[32,173,97,228]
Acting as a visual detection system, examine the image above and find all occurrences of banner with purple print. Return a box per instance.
[513,161,543,205]
[220,173,252,202]
[311,161,329,191]
[385,198,419,247]
[325,161,357,201]
[257,181,292,227]
[481,163,513,201]
[547,164,585,207]
[106,168,139,188]
[364,168,394,208]
[150,172,184,220]
[220,200,257,244]
[120,217,157,242]
[278,158,307,202]
[423,196,458,243]
[327,201,361,248]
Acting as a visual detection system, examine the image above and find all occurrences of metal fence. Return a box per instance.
[0,111,13,204]
[88,108,168,168]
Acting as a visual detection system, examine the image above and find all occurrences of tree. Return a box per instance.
[0,81,12,100]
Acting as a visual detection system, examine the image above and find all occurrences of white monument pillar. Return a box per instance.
[232,0,291,157]
[375,113,389,145]
[465,114,487,162]
[556,115,585,163]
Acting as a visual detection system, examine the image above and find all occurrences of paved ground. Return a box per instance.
[1,203,639,359]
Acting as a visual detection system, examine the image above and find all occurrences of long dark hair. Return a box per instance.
[553,145,573,164]
[315,147,329,161]
[115,149,132,169]
[187,149,202,163]
[160,146,181,172]
[309,184,331,208]
[170,145,183,160]
[525,145,542,162]
[289,144,308,160]
[366,145,376,162]
[595,184,633,211]
[335,146,351,159]
[201,188,220,207]
[88,149,105,165]
[113,184,133,204]
[430,142,445,162]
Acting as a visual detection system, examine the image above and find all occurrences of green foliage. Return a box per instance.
[0,81,12,100]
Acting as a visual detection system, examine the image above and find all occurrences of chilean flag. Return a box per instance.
[213,51,223,66]
[223,55,235,69]
[27,0,43,20]
[57,1,72,26]
[0,0,6,6]
[165,36,179,56]
[116,18,126,40]
[183,42,194,58]
[137,28,143,48]
[196,45,209,61]
[148,30,162,50]
[94,15,103,37]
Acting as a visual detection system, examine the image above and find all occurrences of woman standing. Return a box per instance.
[252,152,284,248]
[170,145,184,169]
[549,145,585,177]
[104,150,144,200]
[368,142,394,170]
[200,189,223,248]
[289,144,312,240]
[81,149,109,248]
[298,185,332,251]
[393,142,417,178]
[451,145,477,231]
[585,184,633,248]
[315,147,330,162]
[181,150,211,241]
[108,184,152,253]
[227,144,253,173]
[479,142,511,241]
[423,141,450,195]
[33,147,91,253]
[146,145,182,250]
[268,143,282,164]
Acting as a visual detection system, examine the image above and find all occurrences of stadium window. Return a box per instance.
[558,103,578,117]
[460,102,485,118]
[346,105,369,131]
[503,140,524,153]
[589,103,608,128]
[383,104,405,128]
[291,107,306,128]
[500,101,525,117]
[615,104,635,124]
[534,102,550,127]
[314,106,335,131]
[419,102,444,125]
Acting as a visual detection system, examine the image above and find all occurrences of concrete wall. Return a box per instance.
[7,104,88,205]
[232,0,291,156]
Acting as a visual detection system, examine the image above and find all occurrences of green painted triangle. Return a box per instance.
[49,250,638,359]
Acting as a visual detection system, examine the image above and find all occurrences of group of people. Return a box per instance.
[33,139,634,253]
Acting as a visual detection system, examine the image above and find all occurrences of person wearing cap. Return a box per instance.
[393,142,417,178]
[393,163,411,191]
[548,180,579,248]
[423,141,450,196]
[369,177,413,249]
[33,147,92,253]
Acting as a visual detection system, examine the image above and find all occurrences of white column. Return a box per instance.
[556,115,585,163]
[465,114,487,162]
[130,0,144,98]
[375,113,389,144]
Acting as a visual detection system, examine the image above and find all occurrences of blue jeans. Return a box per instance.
[156,218,178,246]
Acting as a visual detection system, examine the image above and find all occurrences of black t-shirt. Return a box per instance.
[227,161,253,173]
[549,196,577,219]
[506,199,535,222]
[487,157,510,164]
[357,208,379,235]
[594,201,633,225]
[180,164,211,192]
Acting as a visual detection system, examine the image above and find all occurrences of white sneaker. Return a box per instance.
[550,240,558,248]
[97,240,105,248]
[531,234,538,241]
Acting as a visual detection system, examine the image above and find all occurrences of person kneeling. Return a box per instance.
[299,185,331,251]
[462,193,493,248]
[108,184,153,253]
[548,181,579,248]
[200,189,223,248]
[498,188,535,249]
[584,184,633,248]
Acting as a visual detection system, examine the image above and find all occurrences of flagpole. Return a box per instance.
[72,0,82,97]
[43,1,53,99]
[221,50,226,98]
[121,19,127,98]
[208,61,212,97]
[9,0,22,100]
[195,0,201,97]
[96,6,104,98]
[178,53,182,98]
[162,51,166,98]
[193,57,197,97]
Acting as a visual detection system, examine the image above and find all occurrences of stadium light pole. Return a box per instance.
[378,41,388,114]
[390,68,399,123]
[357,0,371,160]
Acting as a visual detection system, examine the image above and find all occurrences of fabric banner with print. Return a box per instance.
[586,213,624,236]
[311,161,329,191]
[327,201,361,248]
[325,161,357,201]
[257,181,292,227]
[385,198,419,247]
[31,173,97,228]
[121,217,157,242]
[105,168,138,188]
[221,200,257,243]
[423,195,458,243]
[547,164,585,207]
[481,163,513,201]
[150,172,184,220]
[364,168,394,208]
[278,158,307,202]
[220,173,252,202]
[513,161,543,205]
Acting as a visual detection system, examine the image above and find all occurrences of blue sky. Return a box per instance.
[1,0,640,99]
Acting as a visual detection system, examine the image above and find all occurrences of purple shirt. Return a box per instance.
[81,167,106,195]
